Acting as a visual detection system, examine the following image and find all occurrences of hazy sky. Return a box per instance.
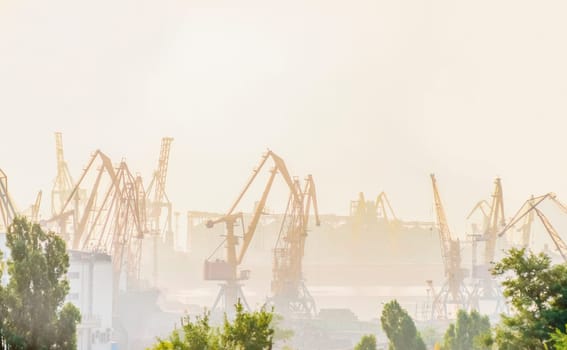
[1,0,567,237]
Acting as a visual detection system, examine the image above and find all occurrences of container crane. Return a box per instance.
[270,173,320,317]
[0,169,17,231]
[429,174,468,319]
[205,150,308,313]
[51,132,76,216]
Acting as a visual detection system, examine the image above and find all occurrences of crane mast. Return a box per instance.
[145,137,173,287]
[51,132,75,216]
[430,174,468,319]
[484,178,505,266]
[468,178,507,314]
[146,137,174,238]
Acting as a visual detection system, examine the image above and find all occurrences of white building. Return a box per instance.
[67,250,114,350]
[0,234,115,350]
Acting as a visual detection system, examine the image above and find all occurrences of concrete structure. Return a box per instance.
[67,250,114,350]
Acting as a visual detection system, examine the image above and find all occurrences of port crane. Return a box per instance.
[429,174,469,319]
[29,190,42,223]
[56,150,147,305]
[146,137,174,239]
[205,150,316,314]
[51,132,76,216]
[270,173,320,317]
[145,137,174,286]
[468,178,507,313]
[0,169,17,231]
[350,191,399,232]
[500,193,567,262]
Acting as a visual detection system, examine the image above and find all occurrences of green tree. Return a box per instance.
[380,300,426,350]
[550,325,567,350]
[492,248,567,349]
[149,301,275,350]
[442,309,491,350]
[354,334,377,350]
[0,216,81,350]
[221,302,274,350]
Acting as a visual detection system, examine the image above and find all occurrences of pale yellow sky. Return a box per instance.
[1,0,567,237]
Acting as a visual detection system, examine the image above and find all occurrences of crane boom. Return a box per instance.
[0,169,17,230]
[484,178,505,265]
[498,194,552,238]
[533,207,567,261]
[430,174,454,275]
[499,193,567,262]
[429,174,467,319]
[30,190,42,223]
[376,191,398,223]
[154,137,173,204]
[52,132,75,216]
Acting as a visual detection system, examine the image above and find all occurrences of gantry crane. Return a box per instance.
[51,132,76,216]
[205,150,316,314]
[0,169,17,231]
[270,173,320,317]
[468,178,506,313]
[500,193,567,262]
[56,150,147,307]
[429,174,468,319]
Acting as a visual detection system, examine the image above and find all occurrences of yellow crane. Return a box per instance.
[146,137,174,239]
[51,132,75,216]
[350,191,399,233]
[270,173,320,317]
[56,150,147,307]
[30,190,42,223]
[205,150,316,313]
[145,137,174,286]
[0,169,17,231]
[429,174,468,319]
[500,193,567,261]
[468,178,507,313]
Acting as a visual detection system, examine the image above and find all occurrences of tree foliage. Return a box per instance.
[354,334,377,350]
[550,325,567,350]
[0,216,81,350]
[491,248,567,350]
[149,301,276,350]
[380,300,426,350]
[442,309,491,350]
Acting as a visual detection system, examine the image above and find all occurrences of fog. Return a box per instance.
[1,0,567,348]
